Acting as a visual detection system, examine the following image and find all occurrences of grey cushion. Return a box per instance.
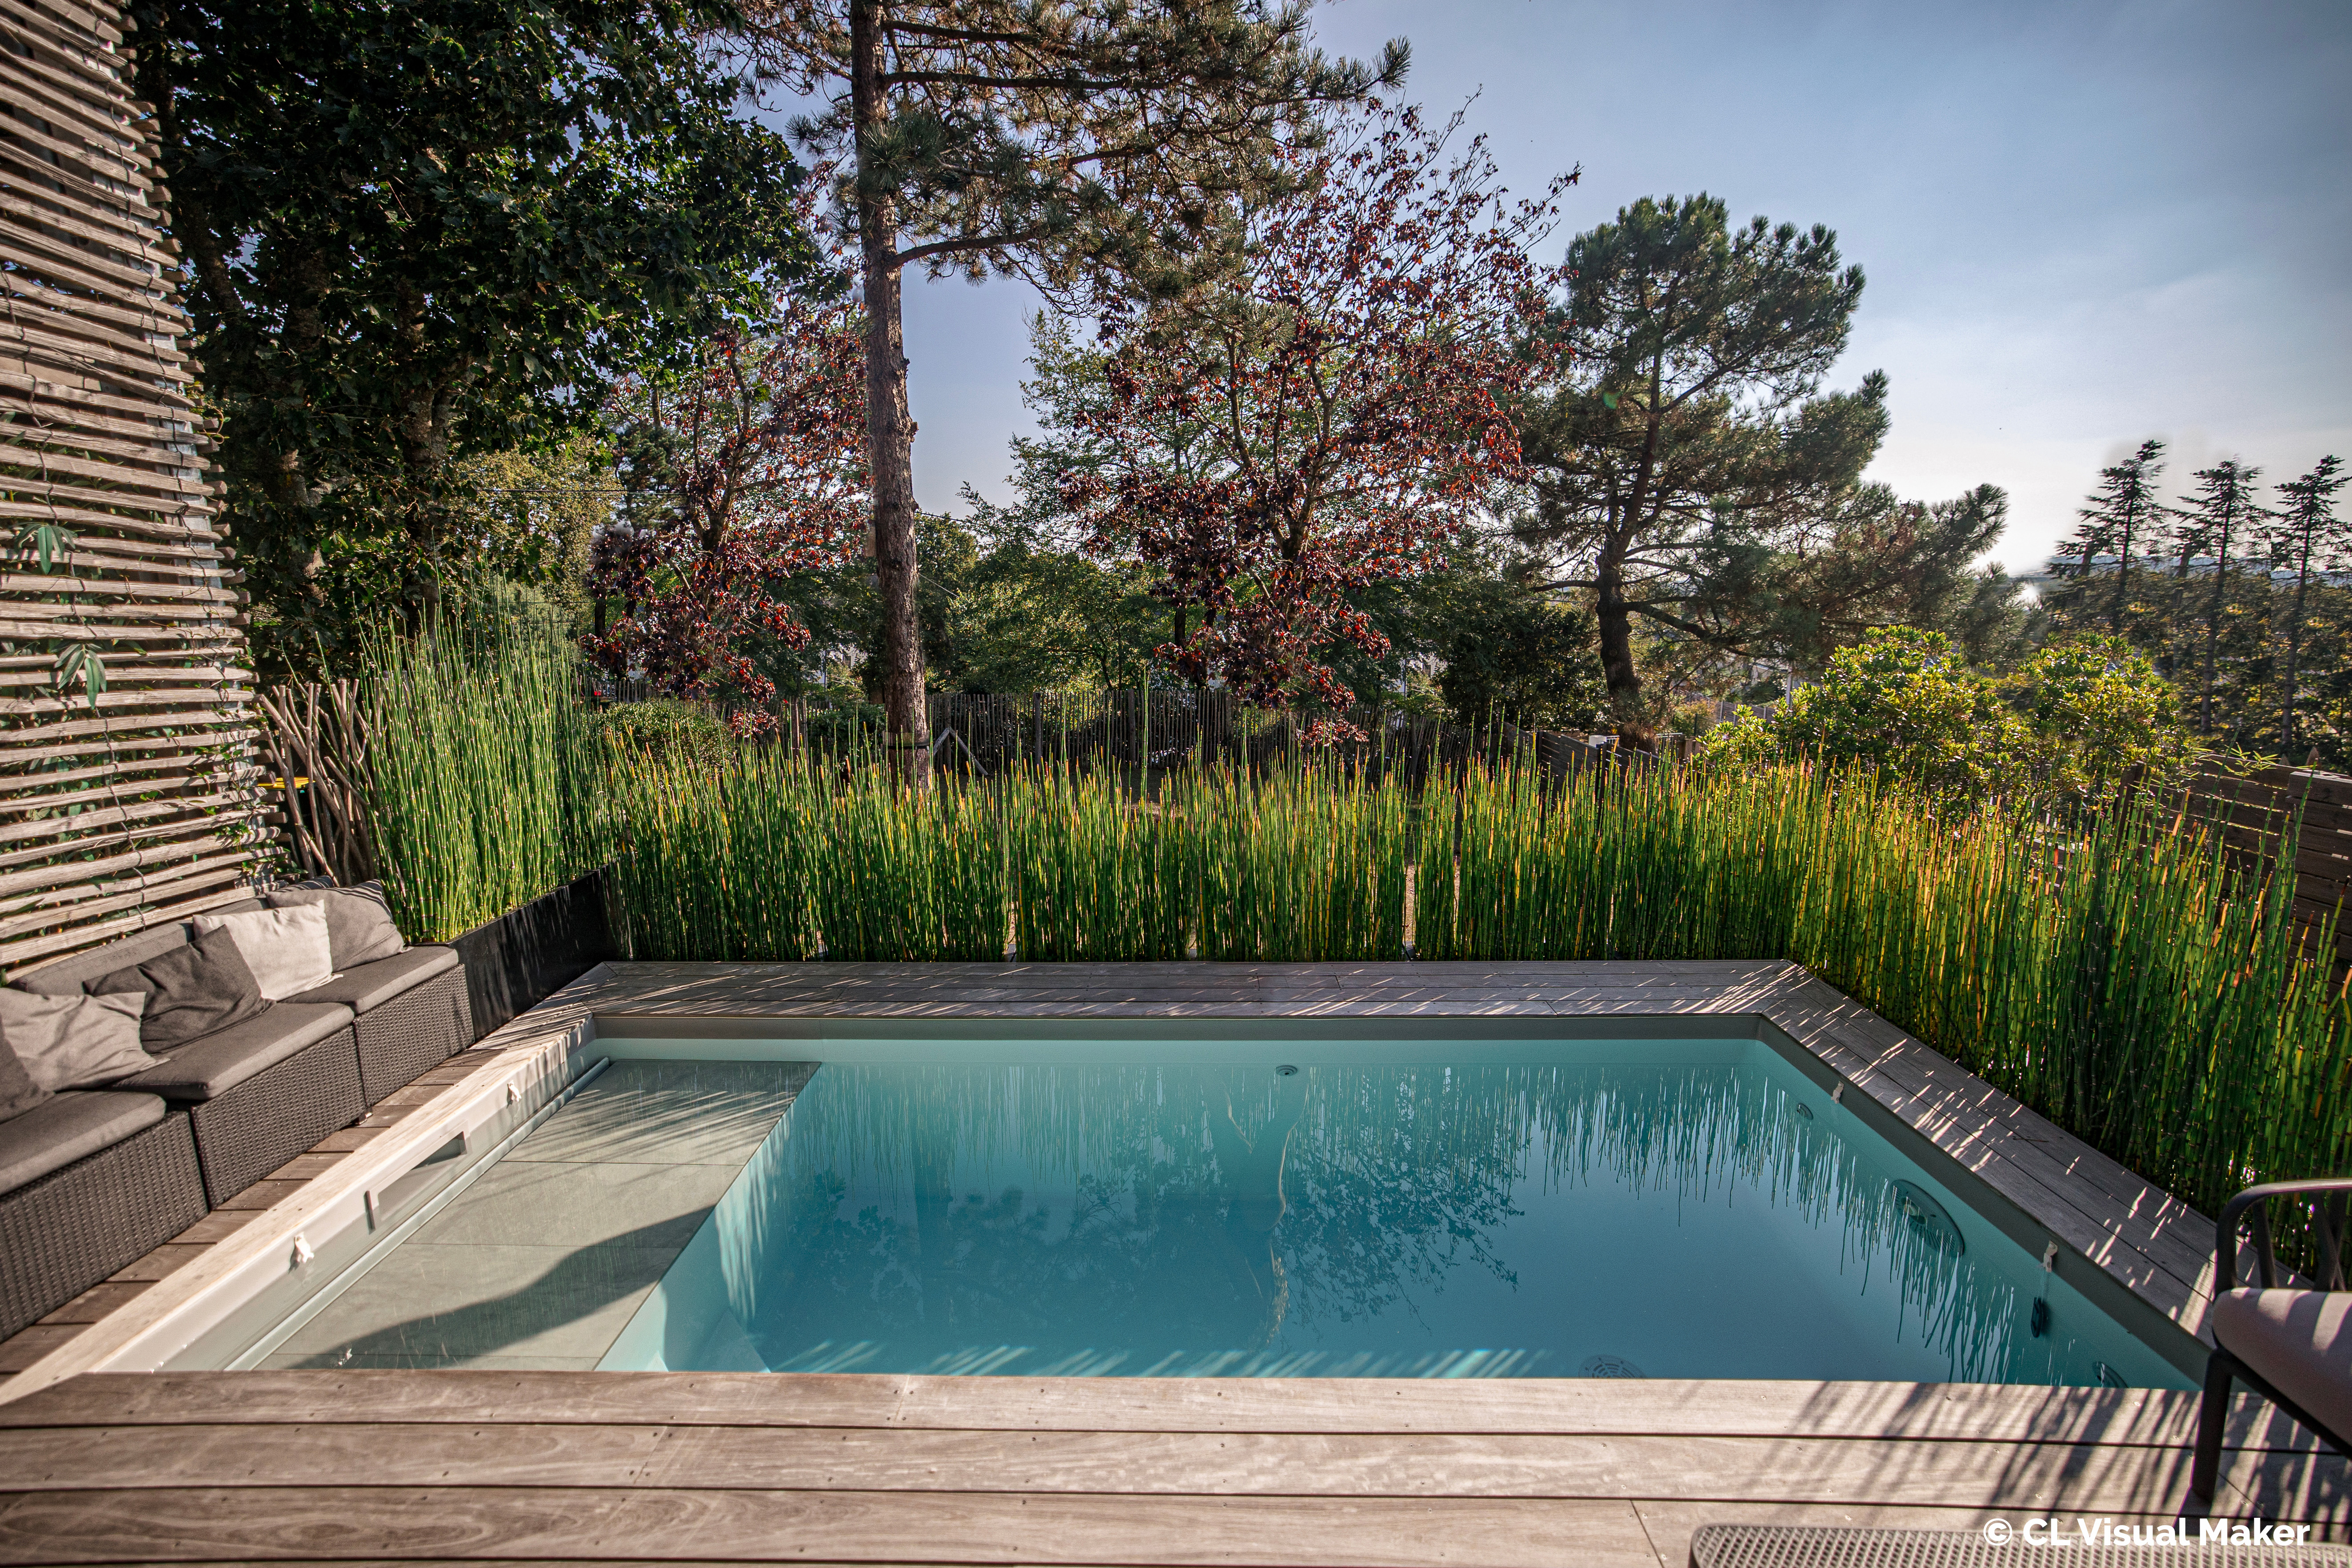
[0,1090,164,1198]
[0,989,156,1090]
[115,1002,355,1102]
[2212,1287,2352,1440]
[288,946,459,1015]
[91,926,268,1049]
[266,881,406,969]
[14,923,190,997]
[0,1033,48,1121]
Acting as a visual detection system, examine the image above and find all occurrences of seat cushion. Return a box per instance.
[0,1090,165,1198]
[90,926,268,1049]
[113,1002,355,1102]
[287,946,459,1015]
[2212,1287,2352,1442]
[14,923,191,997]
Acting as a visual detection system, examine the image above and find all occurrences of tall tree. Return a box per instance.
[2052,439,2168,634]
[1054,108,1565,734]
[2175,459,2267,733]
[1515,195,1910,741]
[587,292,871,731]
[2269,455,2348,756]
[747,0,1404,779]
[133,0,812,674]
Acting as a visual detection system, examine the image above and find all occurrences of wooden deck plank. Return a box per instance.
[2,1373,2318,1452]
[0,1487,1664,1566]
[1765,977,2216,1291]
[0,1421,2307,1515]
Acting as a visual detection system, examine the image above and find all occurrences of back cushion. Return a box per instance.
[14,922,191,997]
[92,926,270,1049]
[0,990,156,1091]
[264,881,406,970]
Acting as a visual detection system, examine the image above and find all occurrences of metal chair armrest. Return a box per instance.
[2217,1177,2352,1291]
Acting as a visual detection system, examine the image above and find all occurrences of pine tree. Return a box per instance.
[747,0,1403,782]
[2052,439,2167,634]
[2177,460,2268,733]
[2270,456,2348,756]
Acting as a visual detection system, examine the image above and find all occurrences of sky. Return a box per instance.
[881,0,2352,576]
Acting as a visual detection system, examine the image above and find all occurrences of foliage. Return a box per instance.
[587,290,870,730]
[743,0,1405,782]
[1709,627,2206,808]
[589,699,739,768]
[1057,107,1569,735]
[445,435,612,636]
[1432,587,1605,732]
[2040,447,2352,770]
[1513,194,2029,737]
[2051,439,2168,636]
[137,0,813,675]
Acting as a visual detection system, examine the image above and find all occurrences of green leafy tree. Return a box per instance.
[1708,627,2203,809]
[1433,588,1604,732]
[1515,196,2017,742]
[134,0,812,675]
[751,0,1405,780]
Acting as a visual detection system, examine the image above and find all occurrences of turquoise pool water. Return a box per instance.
[596,1037,2191,1386]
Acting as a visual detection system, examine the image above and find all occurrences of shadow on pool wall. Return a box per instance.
[598,1042,2190,1388]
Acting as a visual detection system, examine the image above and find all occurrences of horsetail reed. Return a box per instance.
[589,740,2348,1229]
[359,618,597,943]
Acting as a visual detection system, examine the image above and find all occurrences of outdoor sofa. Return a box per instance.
[2192,1176,2352,1503]
[0,881,475,1340]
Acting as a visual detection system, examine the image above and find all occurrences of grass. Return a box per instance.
[349,626,2351,1244]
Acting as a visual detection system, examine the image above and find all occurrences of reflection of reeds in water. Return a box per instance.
[761,1058,2023,1380]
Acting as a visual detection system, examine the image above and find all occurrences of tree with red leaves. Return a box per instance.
[586,293,869,734]
[1056,106,1570,740]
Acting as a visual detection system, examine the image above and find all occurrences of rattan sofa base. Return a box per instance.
[355,964,475,1106]
[0,1111,205,1340]
[184,1027,364,1206]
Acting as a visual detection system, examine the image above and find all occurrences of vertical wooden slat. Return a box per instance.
[0,0,264,977]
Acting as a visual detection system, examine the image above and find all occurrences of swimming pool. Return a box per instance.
[197,1028,2191,1387]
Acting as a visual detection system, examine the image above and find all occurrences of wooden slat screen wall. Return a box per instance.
[0,0,264,976]
[2179,764,2352,974]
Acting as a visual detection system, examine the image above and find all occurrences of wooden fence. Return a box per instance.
[2176,765,2352,974]
[0,0,263,976]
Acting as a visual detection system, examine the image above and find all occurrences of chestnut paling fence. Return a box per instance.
[0,0,269,978]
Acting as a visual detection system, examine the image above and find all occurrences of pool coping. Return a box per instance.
[0,958,2224,1401]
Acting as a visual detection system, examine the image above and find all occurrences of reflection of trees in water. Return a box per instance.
[743,1059,2021,1379]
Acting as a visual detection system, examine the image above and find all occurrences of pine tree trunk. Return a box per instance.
[851,0,930,787]
[1594,533,1646,745]
[2284,558,2310,755]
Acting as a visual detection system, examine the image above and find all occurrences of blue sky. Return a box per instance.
[883,0,2352,575]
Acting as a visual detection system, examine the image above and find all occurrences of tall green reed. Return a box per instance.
[361,618,598,943]
[567,718,2352,1229]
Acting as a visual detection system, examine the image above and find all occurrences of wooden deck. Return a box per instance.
[0,959,2334,1562]
[0,1370,2344,1564]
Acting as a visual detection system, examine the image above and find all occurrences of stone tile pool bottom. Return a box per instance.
[265,1038,2191,1387]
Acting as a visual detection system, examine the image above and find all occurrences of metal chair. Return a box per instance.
[2193,1177,2352,1503]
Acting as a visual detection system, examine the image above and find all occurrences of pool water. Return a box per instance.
[596,1038,2189,1386]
